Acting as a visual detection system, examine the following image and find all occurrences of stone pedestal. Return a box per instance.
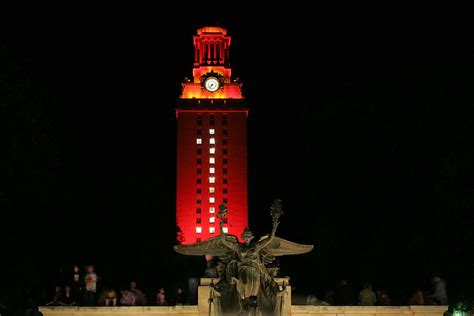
[199,277,292,315]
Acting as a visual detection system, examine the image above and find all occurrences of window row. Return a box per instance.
[197,129,228,135]
[195,226,228,234]
[196,178,228,184]
[196,158,228,164]
[196,197,228,204]
[197,138,222,145]
[196,115,228,127]
[196,148,228,155]
[196,217,216,224]
[196,196,229,204]
[196,188,227,194]
[196,168,228,174]
[196,208,229,220]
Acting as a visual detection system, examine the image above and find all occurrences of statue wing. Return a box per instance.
[174,234,239,259]
[261,236,314,256]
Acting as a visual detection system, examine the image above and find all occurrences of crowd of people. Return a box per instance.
[46,265,188,307]
[305,276,448,306]
[45,264,448,307]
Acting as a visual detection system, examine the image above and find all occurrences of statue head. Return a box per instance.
[241,226,254,243]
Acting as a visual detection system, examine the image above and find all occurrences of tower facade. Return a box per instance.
[176,27,248,244]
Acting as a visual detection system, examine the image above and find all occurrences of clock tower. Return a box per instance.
[176,27,248,244]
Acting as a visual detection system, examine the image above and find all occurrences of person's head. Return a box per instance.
[65,286,72,294]
[55,285,61,292]
[74,265,80,273]
[87,265,94,273]
[432,276,441,283]
[159,288,165,294]
[130,281,137,290]
[177,288,183,294]
[241,227,254,244]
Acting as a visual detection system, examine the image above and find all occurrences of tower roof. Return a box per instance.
[197,26,227,35]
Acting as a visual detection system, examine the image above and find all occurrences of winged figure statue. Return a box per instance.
[174,200,314,316]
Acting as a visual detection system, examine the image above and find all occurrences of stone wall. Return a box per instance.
[291,305,448,316]
[39,306,198,316]
[40,305,447,316]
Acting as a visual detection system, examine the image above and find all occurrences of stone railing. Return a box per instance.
[39,306,198,315]
[291,305,448,316]
[40,305,448,316]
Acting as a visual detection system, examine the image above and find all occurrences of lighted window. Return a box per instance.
[209,187,215,193]
[196,138,202,144]
[209,157,215,164]
[209,207,215,213]
[222,227,229,233]
[210,148,215,154]
[210,138,215,144]
[196,227,202,234]
[209,227,215,234]
[209,197,215,203]
[210,167,215,174]
[209,217,215,223]
[209,129,215,135]
[209,177,215,183]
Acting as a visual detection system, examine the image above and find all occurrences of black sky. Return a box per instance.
[1,5,474,307]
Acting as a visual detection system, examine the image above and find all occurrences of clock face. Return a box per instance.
[204,77,220,92]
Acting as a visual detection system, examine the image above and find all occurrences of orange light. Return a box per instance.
[197,27,227,35]
[180,83,243,99]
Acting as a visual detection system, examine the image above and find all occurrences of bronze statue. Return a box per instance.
[174,200,313,315]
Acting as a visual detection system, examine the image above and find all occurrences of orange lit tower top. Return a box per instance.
[180,27,243,100]
[176,27,248,244]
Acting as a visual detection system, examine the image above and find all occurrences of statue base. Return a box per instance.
[199,277,292,315]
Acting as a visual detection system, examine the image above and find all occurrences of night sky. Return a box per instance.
[2,5,473,308]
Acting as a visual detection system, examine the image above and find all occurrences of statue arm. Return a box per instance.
[256,220,279,251]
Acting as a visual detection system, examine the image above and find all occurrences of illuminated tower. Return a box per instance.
[176,27,248,244]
